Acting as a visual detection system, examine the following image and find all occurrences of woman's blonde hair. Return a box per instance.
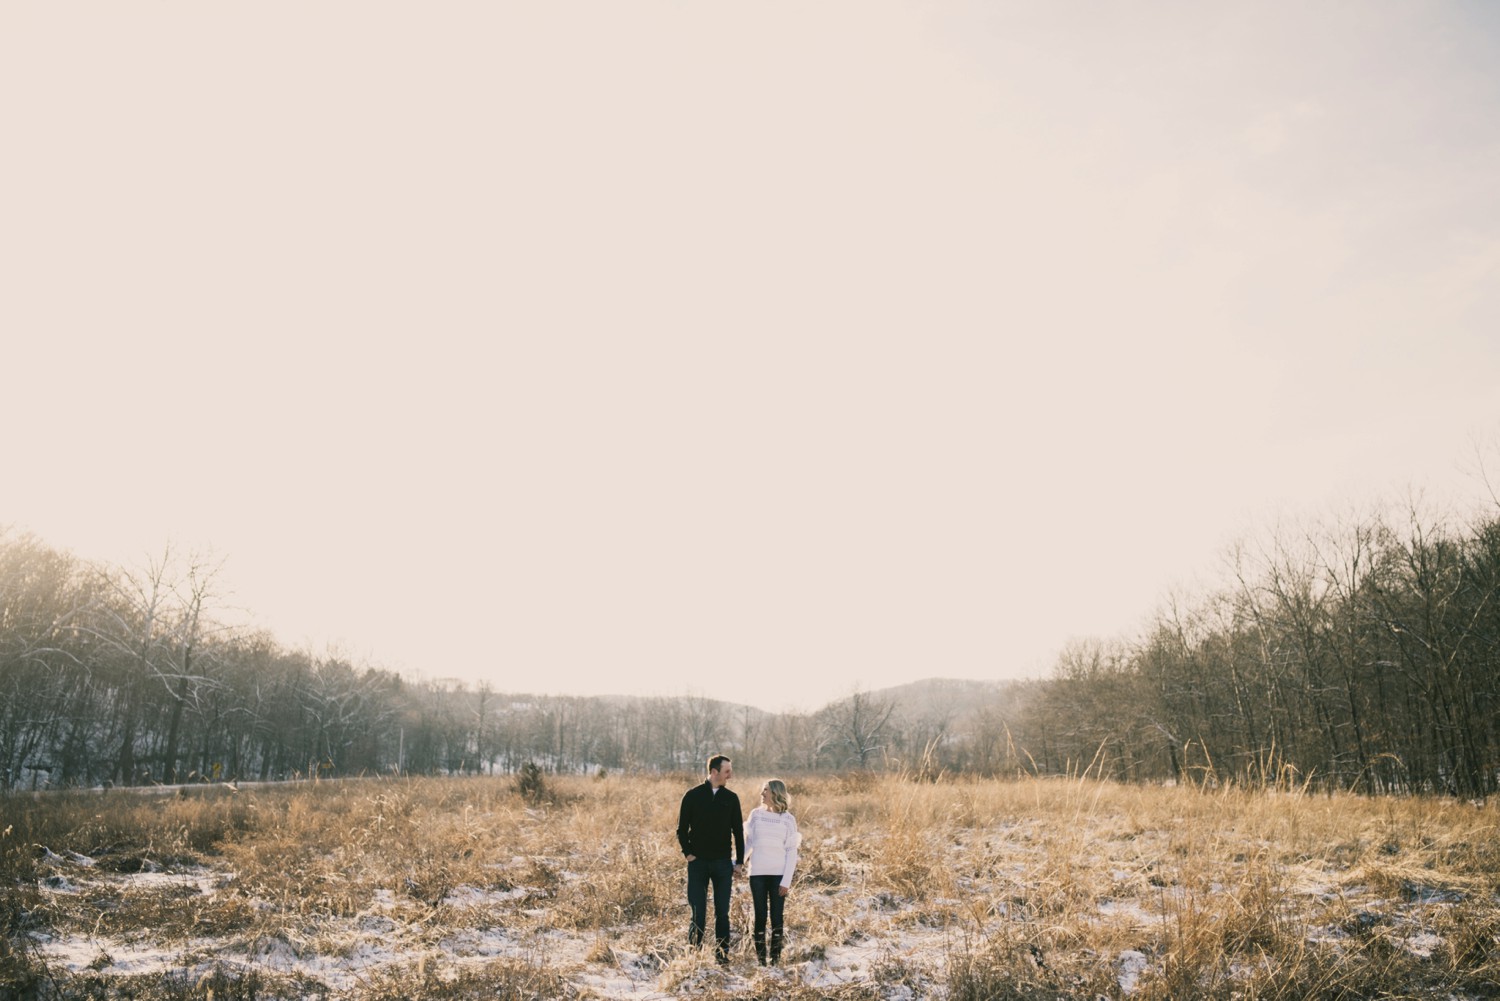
[763,778,790,813]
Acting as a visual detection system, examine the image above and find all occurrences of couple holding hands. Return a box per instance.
[676,754,800,967]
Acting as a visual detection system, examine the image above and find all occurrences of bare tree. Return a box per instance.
[817,687,896,769]
[683,691,727,763]
[158,555,228,783]
[89,548,176,784]
[737,703,763,768]
[0,531,97,788]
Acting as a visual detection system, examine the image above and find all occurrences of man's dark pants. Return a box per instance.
[686,858,733,960]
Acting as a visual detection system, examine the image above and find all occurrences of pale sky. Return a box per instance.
[4,2,1499,712]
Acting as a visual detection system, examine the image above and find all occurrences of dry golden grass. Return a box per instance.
[2,771,1497,999]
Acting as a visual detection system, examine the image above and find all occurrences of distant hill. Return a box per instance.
[824,677,1011,723]
[459,680,1010,728]
[586,690,778,725]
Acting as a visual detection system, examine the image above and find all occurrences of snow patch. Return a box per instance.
[1098,899,1160,925]
[1117,949,1150,994]
[1402,932,1445,958]
[442,884,532,908]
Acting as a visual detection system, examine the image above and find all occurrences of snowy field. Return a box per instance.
[8,774,1499,999]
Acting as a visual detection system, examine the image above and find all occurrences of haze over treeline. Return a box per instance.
[3,478,1499,798]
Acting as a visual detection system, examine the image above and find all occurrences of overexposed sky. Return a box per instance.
[4,2,1499,712]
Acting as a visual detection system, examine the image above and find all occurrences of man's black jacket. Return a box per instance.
[676,781,745,863]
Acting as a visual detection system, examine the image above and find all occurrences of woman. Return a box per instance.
[743,778,800,965]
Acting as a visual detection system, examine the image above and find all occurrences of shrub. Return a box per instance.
[515,763,547,804]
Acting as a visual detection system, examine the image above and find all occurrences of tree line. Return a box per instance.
[0,530,998,789]
[3,488,1498,797]
[1014,497,1500,798]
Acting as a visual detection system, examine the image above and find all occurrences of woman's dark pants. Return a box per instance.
[749,874,785,964]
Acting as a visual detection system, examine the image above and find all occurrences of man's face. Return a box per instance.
[711,760,733,787]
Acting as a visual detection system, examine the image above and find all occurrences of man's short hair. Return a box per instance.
[707,754,731,774]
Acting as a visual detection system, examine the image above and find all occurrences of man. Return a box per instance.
[676,753,745,963]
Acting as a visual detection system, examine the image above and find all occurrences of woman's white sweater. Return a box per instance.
[744,806,800,887]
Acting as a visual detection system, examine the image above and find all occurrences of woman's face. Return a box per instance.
[760,786,772,808]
